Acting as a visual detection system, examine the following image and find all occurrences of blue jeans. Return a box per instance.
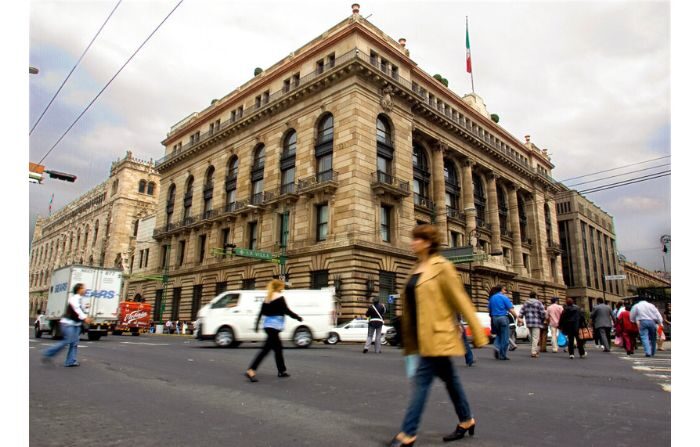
[638,320,658,356]
[44,323,81,366]
[461,330,474,365]
[401,356,472,436]
[492,316,510,359]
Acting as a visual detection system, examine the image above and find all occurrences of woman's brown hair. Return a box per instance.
[411,224,441,255]
[265,279,285,303]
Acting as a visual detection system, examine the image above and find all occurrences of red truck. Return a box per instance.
[111,301,152,336]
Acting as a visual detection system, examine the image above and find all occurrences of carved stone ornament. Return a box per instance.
[380,86,394,112]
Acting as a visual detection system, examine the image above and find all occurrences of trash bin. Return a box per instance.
[155,324,164,334]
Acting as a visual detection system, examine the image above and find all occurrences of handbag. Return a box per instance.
[557,331,567,347]
[405,354,420,379]
[578,326,594,340]
[614,335,623,346]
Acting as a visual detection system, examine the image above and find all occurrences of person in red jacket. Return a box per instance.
[616,304,638,355]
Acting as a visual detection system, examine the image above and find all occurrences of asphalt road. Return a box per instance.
[29,331,671,447]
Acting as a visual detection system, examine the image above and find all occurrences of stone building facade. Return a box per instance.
[29,152,159,317]
[555,188,624,311]
[126,6,567,323]
[621,260,671,296]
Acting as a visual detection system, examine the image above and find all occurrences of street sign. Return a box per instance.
[387,294,399,304]
[605,274,626,281]
[234,248,273,260]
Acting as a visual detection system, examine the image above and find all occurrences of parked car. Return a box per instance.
[464,312,495,344]
[325,319,391,345]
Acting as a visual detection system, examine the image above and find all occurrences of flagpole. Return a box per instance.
[467,16,475,94]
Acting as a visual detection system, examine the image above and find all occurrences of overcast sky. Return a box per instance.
[27,0,671,271]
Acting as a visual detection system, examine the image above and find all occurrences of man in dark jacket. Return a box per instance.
[560,298,587,359]
[590,298,614,352]
[364,298,386,353]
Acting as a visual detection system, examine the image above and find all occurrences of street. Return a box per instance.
[30,331,670,447]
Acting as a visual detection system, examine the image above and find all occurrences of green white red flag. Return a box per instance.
[466,17,472,73]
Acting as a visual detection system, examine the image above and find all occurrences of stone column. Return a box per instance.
[485,173,501,253]
[507,185,525,274]
[431,142,447,243]
[547,198,564,284]
[528,190,549,281]
[462,159,476,246]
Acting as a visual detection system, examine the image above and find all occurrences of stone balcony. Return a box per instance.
[370,171,411,200]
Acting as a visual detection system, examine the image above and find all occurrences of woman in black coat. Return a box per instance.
[560,297,587,359]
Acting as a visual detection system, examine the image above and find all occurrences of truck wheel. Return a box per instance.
[87,332,102,341]
[293,327,312,348]
[113,330,123,336]
[131,329,140,336]
[324,332,339,345]
[214,327,236,348]
[34,325,42,339]
[51,324,62,340]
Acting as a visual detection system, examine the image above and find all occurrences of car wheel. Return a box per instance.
[113,330,123,336]
[34,325,42,339]
[87,332,101,341]
[293,327,313,348]
[325,332,339,345]
[214,327,235,348]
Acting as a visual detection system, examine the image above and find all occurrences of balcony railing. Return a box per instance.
[297,170,339,194]
[446,206,466,222]
[201,209,219,220]
[413,194,435,211]
[370,171,410,198]
[280,182,298,195]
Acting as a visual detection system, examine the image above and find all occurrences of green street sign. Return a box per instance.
[234,248,273,260]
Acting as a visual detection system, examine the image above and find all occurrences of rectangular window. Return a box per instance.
[292,72,300,87]
[221,228,231,252]
[316,59,324,74]
[279,212,289,248]
[283,78,290,92]
[191,285,203,321]
[215,281,227,297]
[154,290,163,321]
[262,90,269,104]
[391,65,398,79]
[198,234,207,263]
[380,205,391,242]
[255,95,261,108]
[144,248,149,268]
[248,221,258,250]
[242,278,256,290]
[327,52,335,68]
[523,254,530,273]
[450,231,460,248]
[311,270,329,289]
[171,287,182,321]
[139,250,144,269]
[316,204,329,241]
[178,240,186,266]
[512,291,521,305]
[161,245,168,269]
[370,50,378,67]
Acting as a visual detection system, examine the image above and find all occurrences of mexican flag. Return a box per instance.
[466,18,472,74]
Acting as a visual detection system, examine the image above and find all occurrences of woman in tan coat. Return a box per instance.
[390,225,487,447]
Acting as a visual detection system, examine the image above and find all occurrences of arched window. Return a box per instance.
[76,231,81,251]
[497,186,508,236]
[166,185,176,226]
[473,176,486,228]
[203,166,215,217]
[111,179,119,196]
[138,180,147,193]
[251,144,265,204]
[183,176,194,221]
[444,159,460,213]
[225,156,239,211]
[518,193,528,243]
[84,226,89,249]
[281,131,297,194]
[147,182,155,195]
[412,143,431,207]
[376,116,393,182]
[544,203,552,245]
[93,220,99,245]
[315,114,334,181]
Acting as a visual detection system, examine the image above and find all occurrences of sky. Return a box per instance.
[26,0,672,271]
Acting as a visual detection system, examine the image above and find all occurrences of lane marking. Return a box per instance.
[633,366,671,372]
[119,342,170,346]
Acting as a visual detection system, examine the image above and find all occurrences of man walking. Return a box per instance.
[42,283,92,367]
[590,298,614,352]
[630,298,664,357]
[546,298,564,353]
[488,285,518,361]
[363,298,386,353]
[518,292,546,358]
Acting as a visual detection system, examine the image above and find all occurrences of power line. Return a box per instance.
[578,172,670,194]
[30,0,122,136]
[37,0,184,165]
[567,163,670,187]
[560,155,670,183]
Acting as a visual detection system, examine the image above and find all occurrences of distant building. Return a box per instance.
[28,151,159,317]
[621,260,671,296]
[555,188,624,311]
[126,5,567,323]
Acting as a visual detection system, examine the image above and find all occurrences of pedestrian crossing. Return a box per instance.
[619,350,671,392]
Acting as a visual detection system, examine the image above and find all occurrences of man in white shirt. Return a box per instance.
[629,298,663,357]
[42,283,92,367]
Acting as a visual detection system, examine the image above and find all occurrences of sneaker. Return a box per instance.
[580,353,587,358]
[362,349,368,354]
[569,355,575,359]
[552,349,558,353]
[65,362,80,367]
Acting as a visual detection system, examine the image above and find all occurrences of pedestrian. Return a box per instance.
[42,283,93,367]
[363,297,386,354]
[629,297,664,357]
[389,224,487,446]
[165,320,172,334]
[182,320,189,335]
[517,292,546,358]
[458,315,474,367]
[488,285,518,361]
[656,324,666,351]
[590,298,614,352]
[245,279,303,382]
[616,303,638,355]
[613,301,625,321]
[546,298,564,353]
[175,320,181,335]
[560,297,587,359]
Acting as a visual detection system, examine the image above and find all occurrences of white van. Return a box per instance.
[195,289,335,348]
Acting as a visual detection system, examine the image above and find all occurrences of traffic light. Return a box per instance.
[44,170,77,183]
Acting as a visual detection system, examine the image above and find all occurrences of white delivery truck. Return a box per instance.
[195,289,335,348]
[35,265,122,341]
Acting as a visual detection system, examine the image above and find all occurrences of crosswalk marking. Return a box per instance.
[618,352,671,392]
